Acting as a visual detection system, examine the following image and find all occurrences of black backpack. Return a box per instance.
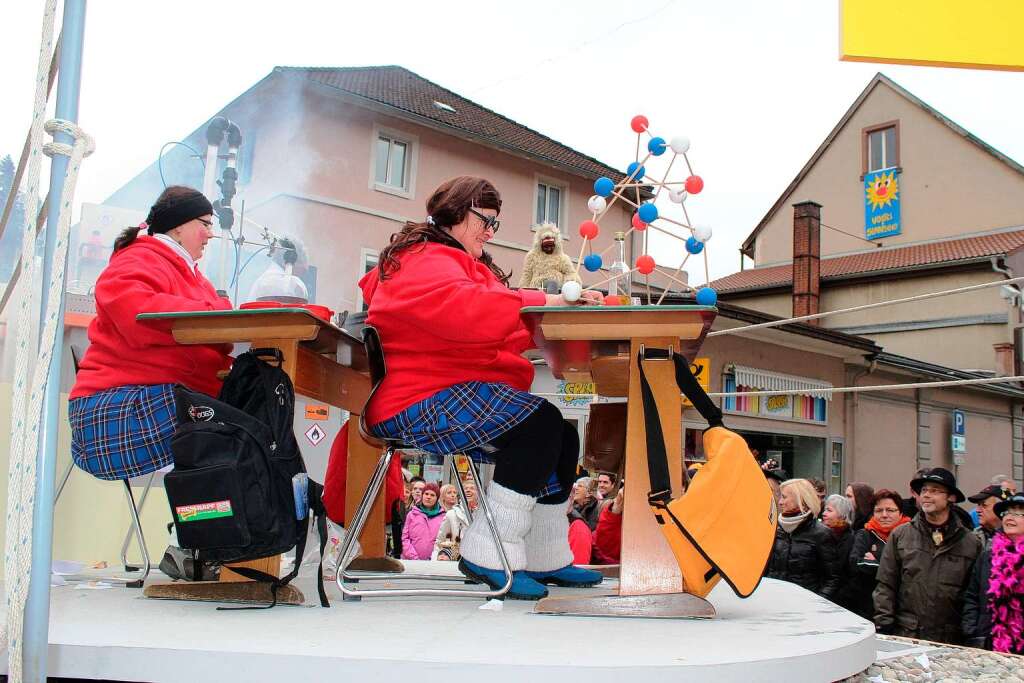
[166,348,328,607]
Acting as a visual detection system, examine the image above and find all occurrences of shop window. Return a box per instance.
[830,441,845,494]
[722,373,827,424]
[862,121,900,175]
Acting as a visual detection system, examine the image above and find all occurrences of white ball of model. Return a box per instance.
[561,280,582,303]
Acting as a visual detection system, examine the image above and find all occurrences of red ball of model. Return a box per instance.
[631,213,648,231]
[636,254,656,275]
[603,294,624,306]
[630,115,649,133]
[685,175,704,194]
[579,220,599,240]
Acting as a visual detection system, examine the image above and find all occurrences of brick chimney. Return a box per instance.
[994,342,1014,377]
[792,201,822,324]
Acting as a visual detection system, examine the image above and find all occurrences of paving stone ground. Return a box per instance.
[838,637,1024,682]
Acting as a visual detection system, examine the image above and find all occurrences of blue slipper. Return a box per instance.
[525,564,604,588]
[458,558,548,601]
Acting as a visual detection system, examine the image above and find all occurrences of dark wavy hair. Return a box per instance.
[377,176,509,285]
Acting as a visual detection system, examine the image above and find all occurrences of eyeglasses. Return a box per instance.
[196,218,213,229]
[873,508,900,515]
[1004,510,1024,519]
[919,485,948,496]
[468,208,500,234]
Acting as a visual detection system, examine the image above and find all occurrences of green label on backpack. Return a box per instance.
[176,500,233,522]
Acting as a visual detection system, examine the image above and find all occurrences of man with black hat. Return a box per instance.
[874,467,983,644]
[968,483,1013,547]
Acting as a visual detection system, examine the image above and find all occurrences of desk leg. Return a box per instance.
[535,336,714,618]
[343,412,403,573]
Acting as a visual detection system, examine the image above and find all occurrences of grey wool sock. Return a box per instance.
[459,481,535,571]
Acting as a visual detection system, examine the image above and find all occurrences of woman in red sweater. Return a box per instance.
[359,176,603,600]
[69,186,232,481]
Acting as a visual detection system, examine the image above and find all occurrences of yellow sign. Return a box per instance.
[558,381,596,407]
[682,357,710,407]
[840,0,1024,72]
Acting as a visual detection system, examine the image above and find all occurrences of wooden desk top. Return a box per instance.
[521,306,715,393]
[137,308,365,367]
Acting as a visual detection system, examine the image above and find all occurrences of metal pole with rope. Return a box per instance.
[23,3,88,680]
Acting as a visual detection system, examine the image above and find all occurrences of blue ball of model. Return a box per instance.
[638,202,658,223]
[685,236,704,254]
[648,136,667,156]
[696,287,717,306]
[583,253,603,272]
[626,162,645,180]
[594,177,615,197]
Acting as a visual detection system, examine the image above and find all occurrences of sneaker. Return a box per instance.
[158,545,220,582]
[525,564,603,588]
[458,558,548,601]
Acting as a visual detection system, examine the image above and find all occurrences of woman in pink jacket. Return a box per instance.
[402,483,446,560]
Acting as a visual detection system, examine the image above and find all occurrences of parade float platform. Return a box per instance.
[11,562,875,682]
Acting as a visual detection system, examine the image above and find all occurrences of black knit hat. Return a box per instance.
[910,467,965,503]
[146,188,213,235]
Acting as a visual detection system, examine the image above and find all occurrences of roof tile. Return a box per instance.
[713,230,1024,294]
[282,66,622,180]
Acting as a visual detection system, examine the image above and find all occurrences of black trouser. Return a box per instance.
[486,401,579,504]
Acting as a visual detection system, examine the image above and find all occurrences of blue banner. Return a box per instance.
[864,168,901,240]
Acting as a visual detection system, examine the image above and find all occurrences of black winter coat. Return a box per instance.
[961,545,993,649]
[766,517,841,598]
[845,528,889,620]
[830,526,857,609]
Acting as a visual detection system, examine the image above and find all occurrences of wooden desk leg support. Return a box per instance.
[535,337,715,618]
[343,414,403,573]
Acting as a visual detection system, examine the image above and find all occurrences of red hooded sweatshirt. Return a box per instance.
[358,242,547,426]
[70,235,233,399]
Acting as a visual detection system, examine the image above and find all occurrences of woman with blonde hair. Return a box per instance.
[439,484,459,512]
[766,478,840,598]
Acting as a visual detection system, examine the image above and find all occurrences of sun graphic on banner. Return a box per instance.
[866,171,899,210]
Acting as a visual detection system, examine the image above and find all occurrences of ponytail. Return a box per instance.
[113,224,145,252]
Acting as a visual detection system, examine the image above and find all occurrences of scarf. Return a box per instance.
[824,517,849,533]
[779,510,812,534]
[988,532,1024,654]
[864,515,911,542]
[416,502,444,518]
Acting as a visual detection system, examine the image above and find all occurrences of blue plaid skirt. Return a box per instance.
[69,384,177,481]
[372,381,561,498]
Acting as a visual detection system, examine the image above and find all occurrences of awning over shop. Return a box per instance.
[730,365,834,401]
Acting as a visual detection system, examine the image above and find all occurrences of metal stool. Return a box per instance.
[54,465,152,587]
[54,346,151,587]
[335,326,512,601]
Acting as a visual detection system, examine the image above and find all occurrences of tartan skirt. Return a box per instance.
[372,381,561,498]
[68,383,177,481]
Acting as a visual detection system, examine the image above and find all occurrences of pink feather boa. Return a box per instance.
[987,531,1024,654]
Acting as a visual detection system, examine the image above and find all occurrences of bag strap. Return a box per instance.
[638,348,724,507]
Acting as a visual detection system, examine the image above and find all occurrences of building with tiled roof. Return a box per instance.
[714,73,1024,373]
[99,64,638,317]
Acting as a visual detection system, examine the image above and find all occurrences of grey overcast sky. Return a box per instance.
[2,0,1023,280]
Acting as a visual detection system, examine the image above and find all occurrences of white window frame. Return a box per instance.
[357,247,380,312]
[533,175,568,235]
[369,124,418,199]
